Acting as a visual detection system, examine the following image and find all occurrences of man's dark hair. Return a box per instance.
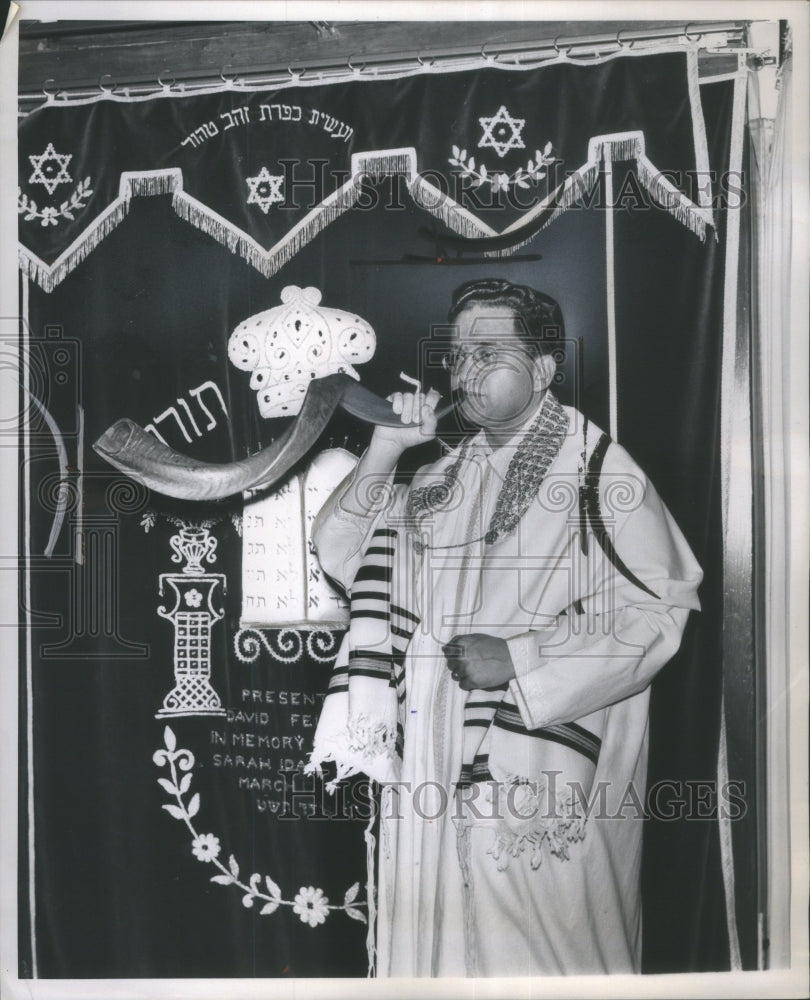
[447,278,564,356]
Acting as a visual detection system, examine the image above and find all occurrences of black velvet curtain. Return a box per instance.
[17,47,742,978]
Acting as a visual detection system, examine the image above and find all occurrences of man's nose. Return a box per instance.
[452,352,476,380]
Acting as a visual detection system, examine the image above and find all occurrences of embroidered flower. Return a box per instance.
[293,886,329,926]
[184,588,203,608]
[191,833,221,863]
[39,207,59,227]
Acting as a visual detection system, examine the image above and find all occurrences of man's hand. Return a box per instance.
[369,388,441,459]
[442,633,516,691]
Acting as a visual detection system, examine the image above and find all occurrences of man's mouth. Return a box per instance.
[458,384,485,404]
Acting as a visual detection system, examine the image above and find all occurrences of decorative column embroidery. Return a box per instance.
[156,525,227,718]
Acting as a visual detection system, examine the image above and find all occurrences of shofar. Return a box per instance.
[93,373,453,501]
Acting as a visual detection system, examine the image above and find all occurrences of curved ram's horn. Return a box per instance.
[93,374,455,501]
[94,374,349,501]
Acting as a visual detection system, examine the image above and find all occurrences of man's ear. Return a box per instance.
[534,353,557,390]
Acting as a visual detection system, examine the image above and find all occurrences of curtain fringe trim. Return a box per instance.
[18,199,130,293]
[18,138,716,291]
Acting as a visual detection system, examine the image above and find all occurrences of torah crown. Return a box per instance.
[228,285,376,418]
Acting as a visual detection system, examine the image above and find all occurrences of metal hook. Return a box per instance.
[42,78,58,99]
[346,55,366,75]
[417,52,435,68]
[157,72,176,91]
[220,64,236,85]
[683,23,703,45]
[481,42,502,63]
[288,65,306,82]
[553,35,572,57]
[98,74,114,96]
[616,29,633,50]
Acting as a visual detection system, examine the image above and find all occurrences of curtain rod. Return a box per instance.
[19,20,750,104]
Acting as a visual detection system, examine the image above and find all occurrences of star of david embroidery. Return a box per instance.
[28,142,73,195]
[478,106,526,159]
[246,167,285,214]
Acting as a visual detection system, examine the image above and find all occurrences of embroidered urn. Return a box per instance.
[169,525,218,574]
[227,285,376,418]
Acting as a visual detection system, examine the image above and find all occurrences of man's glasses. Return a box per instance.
[440,343,532,373]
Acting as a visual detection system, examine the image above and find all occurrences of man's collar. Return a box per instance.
[464,391,552,462]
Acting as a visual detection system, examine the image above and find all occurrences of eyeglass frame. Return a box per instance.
[439,341,541,374]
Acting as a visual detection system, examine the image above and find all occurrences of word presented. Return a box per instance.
[210,687,327,814]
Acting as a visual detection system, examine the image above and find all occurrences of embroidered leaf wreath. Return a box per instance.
[18,178,94,227]
[448,144,557,192]
[153,726,366,924]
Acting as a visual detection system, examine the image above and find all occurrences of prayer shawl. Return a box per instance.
[307,527,418,789]
[309,394,633,850]
[311,395,703,976]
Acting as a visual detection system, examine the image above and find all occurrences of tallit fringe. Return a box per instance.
[456,819,478,976]
[363,802,378,978]
[305,714,399,792]
[487,782,588,872]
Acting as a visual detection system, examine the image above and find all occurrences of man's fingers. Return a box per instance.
[387,390,439,427]
[445,634,471,654]
[448,663,467,685]
[425,387,442,409]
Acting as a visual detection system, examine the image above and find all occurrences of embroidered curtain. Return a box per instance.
[17,44,748,977]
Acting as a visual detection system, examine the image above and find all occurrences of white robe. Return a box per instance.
[312,403,702,977]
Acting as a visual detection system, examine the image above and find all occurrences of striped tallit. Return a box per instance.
[307,527,418,790]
